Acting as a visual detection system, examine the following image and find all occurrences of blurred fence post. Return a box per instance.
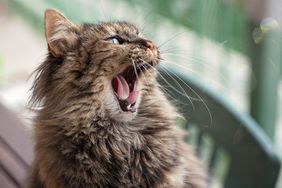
[246,0,282,139]
[250,29,282,140]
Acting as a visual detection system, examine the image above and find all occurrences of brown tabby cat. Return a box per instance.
[26,9,207,188]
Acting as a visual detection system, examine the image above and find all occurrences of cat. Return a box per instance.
[26,8,208,188]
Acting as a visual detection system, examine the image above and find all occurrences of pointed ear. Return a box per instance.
[44,9,79,57]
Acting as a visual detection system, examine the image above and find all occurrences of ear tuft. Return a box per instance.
[44,9,78,57]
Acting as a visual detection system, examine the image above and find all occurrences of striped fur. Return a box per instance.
[26,9,207,188]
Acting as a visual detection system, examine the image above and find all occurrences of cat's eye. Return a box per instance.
[107,36,124,45]
[111,37,120,44]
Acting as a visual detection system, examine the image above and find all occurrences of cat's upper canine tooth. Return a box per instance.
[133,80,137,91]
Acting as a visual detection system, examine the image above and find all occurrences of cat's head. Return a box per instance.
[31,9,160,122]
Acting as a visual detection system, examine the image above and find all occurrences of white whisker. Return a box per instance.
[160,65,213,126]
[131,59,140,84]
[141,61,195,108]
[138,63,150,85]
[158,65,195,110]
[161,60,199,76]
[162,56,229,84]
[158,31,187,49]
[139,61,179,102]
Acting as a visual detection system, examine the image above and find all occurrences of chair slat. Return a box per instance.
[196,131,204,157]
[208,144,218,173]
[159,66,281,188]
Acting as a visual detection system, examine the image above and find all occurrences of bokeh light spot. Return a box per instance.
[253,17,279,44]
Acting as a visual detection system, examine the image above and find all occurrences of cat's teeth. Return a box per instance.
[133,80,137,91]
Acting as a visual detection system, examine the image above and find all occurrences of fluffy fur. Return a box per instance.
[26,9,207,188]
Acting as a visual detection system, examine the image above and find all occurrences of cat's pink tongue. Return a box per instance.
[112,76,139,104]
[126,91,139,104]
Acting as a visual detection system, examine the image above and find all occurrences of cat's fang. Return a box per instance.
[133,80,137,91]
[126,104,136,113]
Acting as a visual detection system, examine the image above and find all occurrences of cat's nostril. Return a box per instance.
[146,42,156,51]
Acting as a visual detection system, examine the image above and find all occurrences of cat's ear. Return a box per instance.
[44,9,79,57]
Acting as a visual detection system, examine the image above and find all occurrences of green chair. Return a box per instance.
[158,65,280,188]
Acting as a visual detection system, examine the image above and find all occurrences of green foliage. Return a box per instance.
[137,0,250,54]
[9,0,250,54]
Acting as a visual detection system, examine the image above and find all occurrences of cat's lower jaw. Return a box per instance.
[110,109,138,122]
[104,85,141,122]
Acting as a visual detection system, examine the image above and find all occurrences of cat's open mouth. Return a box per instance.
[112,62,153,113]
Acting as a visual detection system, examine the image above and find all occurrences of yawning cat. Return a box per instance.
[26,9,207,188]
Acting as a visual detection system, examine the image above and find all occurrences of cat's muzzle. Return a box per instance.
[111,62,154,112]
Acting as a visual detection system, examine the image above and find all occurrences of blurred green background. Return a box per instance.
[0,0,281,187]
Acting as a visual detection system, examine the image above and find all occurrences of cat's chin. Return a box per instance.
[111,110,138,122]
[107,104,139,122]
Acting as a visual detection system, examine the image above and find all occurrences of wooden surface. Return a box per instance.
[0,103,33,187]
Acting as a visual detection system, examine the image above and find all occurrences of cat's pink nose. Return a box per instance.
[146,42,156,51]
